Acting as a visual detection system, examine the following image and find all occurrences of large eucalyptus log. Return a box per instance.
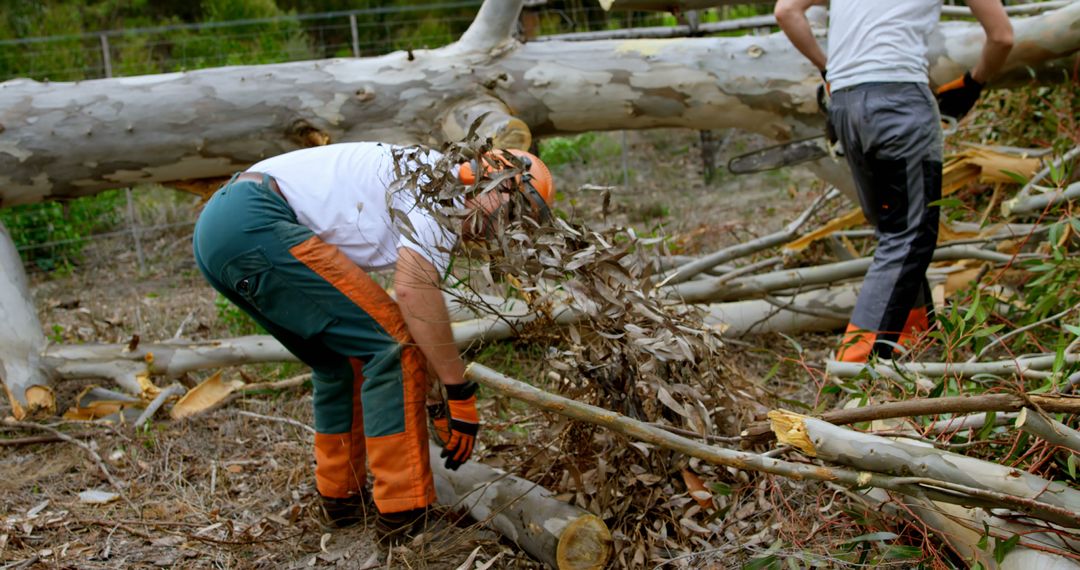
[2,2,1080,205]
[0,222,52,419]
[670,245,1013,304]
[704,283,856,337]
[430,442,612,569]
[599,0,1071,16]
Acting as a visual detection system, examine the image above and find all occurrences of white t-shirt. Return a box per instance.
[248,142,460,276]
[826,0,942,92]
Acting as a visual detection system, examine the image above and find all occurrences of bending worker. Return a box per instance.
[192,142,553,541]
[775,0,1013,362]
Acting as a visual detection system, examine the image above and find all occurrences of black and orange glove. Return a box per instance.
[427,401,451,446]
[936,71,983,120]
[440,381,479,471]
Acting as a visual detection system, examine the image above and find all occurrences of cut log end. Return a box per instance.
[555,514,613,570]
[5,384,56,420]
[767,409,816,456]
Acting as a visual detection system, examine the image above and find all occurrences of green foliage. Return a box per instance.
[539,133,622,169]
[0,190,123,271]
[214,293,265,336]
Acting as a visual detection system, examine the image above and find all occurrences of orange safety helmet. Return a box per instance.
[458,149,555,221]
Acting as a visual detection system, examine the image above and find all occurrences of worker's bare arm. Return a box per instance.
[965,0,1014,83]
[774,0,828,72]
[394,246,466,387]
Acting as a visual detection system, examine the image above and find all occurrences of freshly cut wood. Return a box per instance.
[742,393,1080,444]
[1016,407,1080,454]
[0,222,53,419]
[430,442,612,569]
[463,362,1074,519]
[133,383,186,428]
[671,245,1013,304]
[768,410,1080,527]
[169,372,244,419]
[782,148,1042,254]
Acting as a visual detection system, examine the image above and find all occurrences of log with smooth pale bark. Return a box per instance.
[429,442,612,569]
[2,2,1080,204]
[669,245,1014,304]
[0,222,52,419]
[768,410,1080,527]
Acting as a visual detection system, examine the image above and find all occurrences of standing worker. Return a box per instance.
[192,142,553,542]
[774,0,1013,362]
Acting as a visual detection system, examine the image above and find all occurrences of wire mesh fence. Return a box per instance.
[0,2,778,278]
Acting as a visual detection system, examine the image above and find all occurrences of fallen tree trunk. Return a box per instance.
[0,221,52,419]
[2,2,1079,204]
[768,410,1080,528]
[704,283,856,337]
[430,442,613,569]
[742,392,1080,444]
[670,245,1014,304]
[462,362,1079,524]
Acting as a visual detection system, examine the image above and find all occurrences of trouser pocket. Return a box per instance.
[222,247,334,339]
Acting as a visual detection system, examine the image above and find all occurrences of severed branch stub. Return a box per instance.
[1016,407,1080,454]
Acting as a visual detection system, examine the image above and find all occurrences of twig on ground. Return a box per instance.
[2,418,126,496]
[236,410,315,434]
[0,432,96,447]
[133,383,186,429]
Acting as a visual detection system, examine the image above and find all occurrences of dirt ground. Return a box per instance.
[1,128,852,569]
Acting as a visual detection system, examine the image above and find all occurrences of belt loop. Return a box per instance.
[261,173,272,191]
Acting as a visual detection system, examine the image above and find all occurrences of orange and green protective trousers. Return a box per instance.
[192,173,436,514]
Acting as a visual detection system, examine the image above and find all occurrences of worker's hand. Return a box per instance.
[936,71,984,120]
[440,381,479,470]
[816,81,838,146]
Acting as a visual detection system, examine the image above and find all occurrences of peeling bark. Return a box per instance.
[430,442,613,569]
[0,221,52,419]
[2,2,1079,204]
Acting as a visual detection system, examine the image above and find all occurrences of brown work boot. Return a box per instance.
[317,491,373,529]
[375,505,455,547]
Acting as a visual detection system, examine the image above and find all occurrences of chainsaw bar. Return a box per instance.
[727,136,831,175]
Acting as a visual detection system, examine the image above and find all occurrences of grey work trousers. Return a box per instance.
[829,82,942,357]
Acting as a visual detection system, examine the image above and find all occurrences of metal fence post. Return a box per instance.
[98,34,112,78]
[349,14,360,57]
[101,34,147,273]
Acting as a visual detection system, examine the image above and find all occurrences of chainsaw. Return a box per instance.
[727,86,957,176]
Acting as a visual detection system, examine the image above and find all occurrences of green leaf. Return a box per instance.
[999,169,1030,185]
[993,534,1021,563]
[977,522,990,550]
[882,545,922,560]
[1065,324,1080,337]
[709,481,733,496]
[744,555,780,570]
[1068,453,1077,480]
[929,197,964,209]
[841,532,899,544]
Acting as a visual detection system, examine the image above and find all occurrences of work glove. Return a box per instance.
[936,71,983,120]
[440,381,479,471]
